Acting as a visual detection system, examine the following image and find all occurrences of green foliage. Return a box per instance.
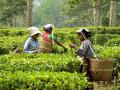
[0,30,9,36]
[94,27,120,34]
[92,34,120,45]
[0,28,27,36]
[94,45,120,60]
[106,38,120,46]
[0,53,87,90]
[54,33,66,43]
[0,36,27,52]
[33,0,66,27]
[0,27,120,89]
[0,54,80,73]
[65,0,120,26]
[87,27,120,34]
[0,45,9,55]
[0,71,87,90]
[0,0,27,26]
[0,27,120,54]
[67,35,78,44]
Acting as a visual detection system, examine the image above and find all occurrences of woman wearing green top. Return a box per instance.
[39,24,67,53]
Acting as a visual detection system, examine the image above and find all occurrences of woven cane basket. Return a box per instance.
[90,59,114,81]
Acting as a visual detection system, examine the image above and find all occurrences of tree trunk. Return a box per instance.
[93,4,96,26]
[23,15,27,27]
[93,0,103,26]
[109,0,116,26]
[12,15,16,27]
[27,0,32,27]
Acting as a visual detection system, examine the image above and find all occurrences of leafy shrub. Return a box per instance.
[67,35,78,44]
[96,46,120,60]
[0,36,27,54]
[92,34,119,45]
[0,71,87,90]
[93,45,105,54]
[54,33,66,43]
[11,31,27,36]
[0,44,9,55]
[0,30,9,36]
[0,28,27,36]
[106,38,120,46]
[0,54,80,73]
[93,45,120,60]
[88,27,120,34]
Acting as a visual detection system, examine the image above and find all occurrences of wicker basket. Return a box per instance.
[90,59,114,81]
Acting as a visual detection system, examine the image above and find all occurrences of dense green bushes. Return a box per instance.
[0,27,120,54]
[0,45,9,55]
[55,27,120,45]
[0,27,120,36]
[92,34,120,45]
[0,35,28,52]
[0,28,27,36]
[106,38,120,46]
[0,54,80,73]
[0,27,120,55]
[55,27,120,35]
[94,45,120,60]
[0,54,87,90]
[0,27,120,89]
[88,27,120,34]
[0,71,87,90]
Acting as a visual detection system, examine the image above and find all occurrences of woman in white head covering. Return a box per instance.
[23,27,41,53]
[70,28,94,82]
[39,24,67,53]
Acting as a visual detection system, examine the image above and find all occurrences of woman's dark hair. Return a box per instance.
[82,29,91,38]
[44,27,52,32]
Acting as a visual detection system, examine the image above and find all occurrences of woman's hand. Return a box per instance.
[69,43,76,48]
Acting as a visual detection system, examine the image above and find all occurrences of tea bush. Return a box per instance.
[0,53,80,73]
[0,28,27,36]
[0,45,9,55]
[0,71,87,90]
[0,36,27,53]
[106,38,120,46]
[94,45,120,60]
[92,34,120,45]
[0,53,87,90]
[0,27,120,89]
[1,27,120,36]
[87,27,120,34]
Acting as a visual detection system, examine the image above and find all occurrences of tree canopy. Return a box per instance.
[0,0,27,26]
[0,0,120,27]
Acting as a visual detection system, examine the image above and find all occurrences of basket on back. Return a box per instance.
[90,59,114,81]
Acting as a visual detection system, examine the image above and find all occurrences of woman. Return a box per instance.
[39,24,67,53]
[23,27,41,53]
[70,28,94,81]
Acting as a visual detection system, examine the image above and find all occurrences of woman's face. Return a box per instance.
[32,33,39,39]
[48,30,52,34]
[77,33,84,41]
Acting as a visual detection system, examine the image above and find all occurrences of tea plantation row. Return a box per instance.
[0,27,120,90]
